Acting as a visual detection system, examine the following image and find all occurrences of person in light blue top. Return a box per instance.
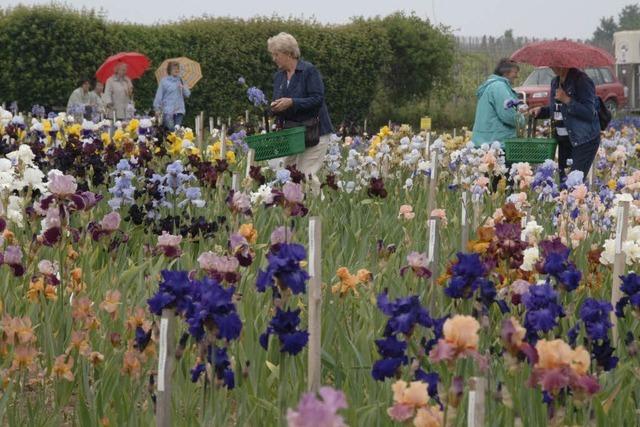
[154,61,191,130]
[471,58,521,147]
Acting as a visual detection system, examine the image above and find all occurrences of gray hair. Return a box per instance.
[267,32,300,59]
[494,58,519,77]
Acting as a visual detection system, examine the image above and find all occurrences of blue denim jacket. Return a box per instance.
[539,68,600,147]
[272,59,333,135]
[154,76,190,115]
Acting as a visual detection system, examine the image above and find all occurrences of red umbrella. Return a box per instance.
[510,40,614,68]
[95,52,151,83]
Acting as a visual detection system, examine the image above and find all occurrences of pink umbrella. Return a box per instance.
[511,40,614,68]
[96,52,151,83]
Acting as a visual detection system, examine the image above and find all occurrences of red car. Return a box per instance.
[514,66,627,114]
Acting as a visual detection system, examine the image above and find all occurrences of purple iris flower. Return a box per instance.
[260,308,309,355]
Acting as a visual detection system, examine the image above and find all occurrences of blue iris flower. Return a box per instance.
[134,326,152,351]
[256,243,309,295]
[185,277,242,342]
[591,339,618,371]
[377,292,432,336]
[579,298,613,341]
[260,308,309,355]
[616,273,640,317]
[414,369,440,401]
[247,87,268,107]
[375,336,407,359]
[523,283,565,340]
[190,363,206,382]
[147,270,193,315]
[212,347,235,389]
[371,357,405,381]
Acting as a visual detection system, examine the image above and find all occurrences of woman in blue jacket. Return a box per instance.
[530,67,600,182]
[267,32,333,191]
[154,61,191,130]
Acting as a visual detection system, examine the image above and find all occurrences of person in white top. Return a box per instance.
[67,79,92,112]
[104,63,134,120]
[89,81,107,119]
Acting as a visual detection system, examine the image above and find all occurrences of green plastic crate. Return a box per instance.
[245,127,305,161]
[503,138,557,164]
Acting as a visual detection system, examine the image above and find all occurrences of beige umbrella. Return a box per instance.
[155,57,202,89]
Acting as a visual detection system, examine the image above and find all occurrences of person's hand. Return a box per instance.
[555,87,571,104]
[270,98,293,113]
[526,106,541,117]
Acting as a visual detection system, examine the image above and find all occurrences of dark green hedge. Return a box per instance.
[0,5,454,128]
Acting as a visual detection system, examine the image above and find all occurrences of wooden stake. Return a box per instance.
[156,310,176,427]
[232,173,239,192]
[220,124,227,160]
[472,194,482,232]
[209,117,213,135]
[307,217,322,393]
[245,149,255,179]
[245,109,249,124]
[611,200,630,343]
[199,111,204,142]
[587,163,595,191]
[363,118,367,134]
[382,156,390,179]
[195,115,201,143]
[461,191,469,252]
[467,377,486,427]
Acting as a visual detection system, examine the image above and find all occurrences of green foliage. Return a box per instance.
[618,4,640,31]
[592,16,618,51]
[376,12,455,103]
[592,4,640,52]
[0,5,110,110]
[0,5,453,128]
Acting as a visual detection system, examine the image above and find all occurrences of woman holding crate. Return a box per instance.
[530,67,600,182]
[267,32,333,191]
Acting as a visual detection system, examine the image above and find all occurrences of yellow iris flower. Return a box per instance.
[67,124,81,137]
[126,119,139,133]
[226,151,236,164]
[113,129,125,144]
[167,135,184,156]
[183,129,195,141]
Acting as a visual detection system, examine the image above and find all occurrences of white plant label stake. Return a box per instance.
[232,174,239,192]
[461,192,467,226]
[427,219,436,264]
[157,317,169,392]
[615,205,625,254]
[467,391,476,427]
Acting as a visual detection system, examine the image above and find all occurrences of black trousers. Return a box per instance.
[557,137,600,182]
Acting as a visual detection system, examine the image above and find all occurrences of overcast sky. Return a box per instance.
[3,0,635,39]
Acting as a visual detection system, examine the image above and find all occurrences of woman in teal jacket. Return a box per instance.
[471,59,521,147]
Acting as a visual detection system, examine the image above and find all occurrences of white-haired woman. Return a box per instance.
[104,63,134,120]
[268,32,333,190]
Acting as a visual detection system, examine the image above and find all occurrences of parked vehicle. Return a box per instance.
[515,66,627,114]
